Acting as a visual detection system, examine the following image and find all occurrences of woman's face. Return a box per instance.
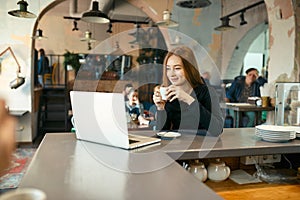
[166,55,187,86]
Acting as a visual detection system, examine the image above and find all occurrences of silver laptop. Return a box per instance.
[70,91,160,149]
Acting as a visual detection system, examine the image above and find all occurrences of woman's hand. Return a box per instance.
[153,91,165,110]
[166,85,195,105]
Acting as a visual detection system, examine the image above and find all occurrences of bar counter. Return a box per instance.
[19,128,300,199]
[131,128,300,160]
[19,133,222,200]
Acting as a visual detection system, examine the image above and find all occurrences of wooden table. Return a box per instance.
[222,103,274,127]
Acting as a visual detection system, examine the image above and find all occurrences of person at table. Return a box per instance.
[225,67,266,127]
[122,83,133,101]
[125,89,149,126]
[147,85,160,129]
[0,99,16,177]
[152,46,224,136]
[37,48,50,87]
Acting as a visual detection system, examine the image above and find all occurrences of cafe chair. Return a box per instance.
[43,62,58,85]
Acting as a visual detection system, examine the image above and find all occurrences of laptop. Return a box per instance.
[70,91,161,149]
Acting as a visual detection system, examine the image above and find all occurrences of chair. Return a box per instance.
[43,63,57,85]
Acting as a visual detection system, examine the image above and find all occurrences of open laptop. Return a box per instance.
[70,91,160,149]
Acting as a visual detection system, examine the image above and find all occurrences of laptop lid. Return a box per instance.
[70,91,160,149]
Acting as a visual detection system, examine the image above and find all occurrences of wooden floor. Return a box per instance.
[206,179,300,200]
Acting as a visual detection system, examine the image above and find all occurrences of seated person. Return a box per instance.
[152,46,224,136]
[146,85,160,129]
[225,68,266,127]
[125,89,149,126]
[122,83,133,101]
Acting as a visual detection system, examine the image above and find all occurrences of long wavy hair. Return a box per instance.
[162,46,204,88]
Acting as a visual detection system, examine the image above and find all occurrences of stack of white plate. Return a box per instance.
[255,125,299,142]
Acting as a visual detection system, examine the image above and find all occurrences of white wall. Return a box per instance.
[0,0,54,142]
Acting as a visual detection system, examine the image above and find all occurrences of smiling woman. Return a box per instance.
[152,46,224,136]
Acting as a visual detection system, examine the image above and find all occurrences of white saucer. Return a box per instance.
[157,131,181,139]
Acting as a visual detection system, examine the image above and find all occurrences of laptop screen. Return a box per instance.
[70,91,131,148]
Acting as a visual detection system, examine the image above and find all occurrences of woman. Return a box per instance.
[152,46,224,136]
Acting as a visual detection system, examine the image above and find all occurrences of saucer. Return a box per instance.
[157,131,181,139]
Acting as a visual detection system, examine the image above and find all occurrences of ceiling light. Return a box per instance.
[80,31,96,42]
[81,1,110,24]
[214,17,236,31]
[170,35,183,46]
[240,12,247,26]
[156,10,179,28]
[32,29,48,40]
[81,31,96,50]
[8,0,36,18]
[176,0,211,8]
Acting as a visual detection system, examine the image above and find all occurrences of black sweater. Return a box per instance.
[157,84,224,136]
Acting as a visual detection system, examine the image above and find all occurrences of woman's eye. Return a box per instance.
[175,67,181,70]
[166,66,171,70]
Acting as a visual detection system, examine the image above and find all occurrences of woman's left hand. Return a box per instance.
[166,85,195,105]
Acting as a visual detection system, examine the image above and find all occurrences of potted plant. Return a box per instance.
[63,50,81,74]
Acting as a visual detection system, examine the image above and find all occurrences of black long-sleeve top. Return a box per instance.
[157,84,224,137]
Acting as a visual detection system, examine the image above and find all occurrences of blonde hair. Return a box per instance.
[162,46,204,88]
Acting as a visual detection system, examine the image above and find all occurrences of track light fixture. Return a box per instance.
[106,23,112,33]
[240,11,247,26]
[73,20,79,31]
[215,0,264,31]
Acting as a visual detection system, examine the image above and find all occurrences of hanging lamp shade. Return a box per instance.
[176,0,211,8]
[81,1,110,24]
[32,29,48,40]
[156,10,179,28]
[214,17,236,31]
[80,31,96,43]
[8,0,36,18]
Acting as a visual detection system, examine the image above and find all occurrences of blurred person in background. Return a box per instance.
[0,99,16,177]
[122,83,133,101]
[225,68,267,127]
[125,89,149,126]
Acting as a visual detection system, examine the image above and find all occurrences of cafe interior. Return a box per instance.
[1,0,300,199]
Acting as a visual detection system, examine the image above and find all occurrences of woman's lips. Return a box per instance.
[170,78,178,83]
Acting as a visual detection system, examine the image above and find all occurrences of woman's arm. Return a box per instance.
[185,86,224,136]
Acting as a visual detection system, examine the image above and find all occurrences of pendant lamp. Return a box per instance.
[156,9,179,28]
[8,0,36,18]
[81,1,110,24]
[32,29,48,40]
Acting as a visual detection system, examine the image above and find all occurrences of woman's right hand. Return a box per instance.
[153,91,165,110]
